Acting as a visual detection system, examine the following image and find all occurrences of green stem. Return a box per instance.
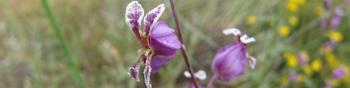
[41,0,85,87]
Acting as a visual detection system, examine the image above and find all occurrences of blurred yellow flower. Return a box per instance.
[288,0,305,6]
[327,31,343,42]
[286,0,305,13]
[311,59,321,72]
[246,15,257,25]
[284,52,297,68]
[320,46,332,54]
[330,78,340,87]
[281,76,289,85]
[303,65,313,75]
[287,3,298,13]
[326,53,340,69]
[288,16,298,26]
[295,0,305,6]
[297,74,305,82]
[278,25,291,37]
[345,66,350,83]
[315,4,324,17]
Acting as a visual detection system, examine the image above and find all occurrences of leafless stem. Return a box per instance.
[168,0,199,88]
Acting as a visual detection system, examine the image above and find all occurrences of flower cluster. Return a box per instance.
[277,0,306,37]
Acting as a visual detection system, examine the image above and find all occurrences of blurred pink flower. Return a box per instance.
[330,8,344,28]
[332,66,345,79]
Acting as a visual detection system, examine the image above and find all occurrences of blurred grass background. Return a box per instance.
[0,0,349,88]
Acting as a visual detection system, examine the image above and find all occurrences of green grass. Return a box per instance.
[41,0,85,87]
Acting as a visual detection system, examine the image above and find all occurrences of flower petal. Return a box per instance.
[184,70,207,80]
[143,57,152,88]
[248,56,256,69]
[128,65,140,81]
[211,43,247,81]
[144,4,165,36]
[150,53,177,74]
[128,54,144,81]
[184,71,191,78]
[149,21,181,55]
[240,34,256,44]
[195,70,207,80]
[222,28,241,36]
[125,1,144,30]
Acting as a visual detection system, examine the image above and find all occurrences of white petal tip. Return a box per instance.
[195,70,207,80]
[184,70,207,80]
[184,71,191,78]
[159,4,165,7]
[249,56,257,69]
[240,34,256,44]
[223,28,241,36]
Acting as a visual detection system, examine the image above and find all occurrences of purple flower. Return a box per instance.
[289,71,298,82]
[330,8,344,28]
[324,0,332,10]
[297,52,308,66]
[332,66,345,79]
[125,1,181,87]
[211,28,256,81]
[321,41,336,53]
[212,42,247,81]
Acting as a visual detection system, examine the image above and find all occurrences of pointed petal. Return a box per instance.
[144,4,165,36]
[125,1,144,30]
[143,57,152,88]
[128,55,144,81]
[128,65,140,81]
[248,56,256,69]
[222,28,241,36]
[240,34,256,44]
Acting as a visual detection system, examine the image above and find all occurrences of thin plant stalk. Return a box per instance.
[168,0,200,87]
[206,74,218,88]
[41,0,85,87]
